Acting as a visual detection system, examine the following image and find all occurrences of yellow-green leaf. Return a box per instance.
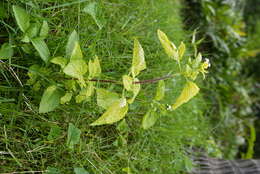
[154,80,165,101]
[96,88,119,109]
[60,92,72,104]
[122,75,133,91]
[142,110,158,129]
[12,5,30,32]
[131,39,146,77]
[51,57,68,69]
[75,83,94,103]
[178,42,185,60]
[0,43,13,60]
[90,98,128,126]
[127,78,140,104]
[157,29,178,60]
[70,42,83,60]
[172,81,200,110]
[88,55,101,78]
[31,38,50,63]
[39,85,62,113]
[66,30,79,58]
[63,59,88,80]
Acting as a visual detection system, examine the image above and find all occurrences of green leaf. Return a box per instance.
[178,42,185,60]
[157,29,178,60]
[50,57,68,69]
[64,80,77,91]
[0,43,13,60]
[46,167,60,174]
[75,83,94,103]
[66,30,79,58]
[26,23,40,38]
[88,55,101,78]
[122,167,132,174]
[31,38,50,63]
[131,39,146,77]
[74,168,89,174]
[90,98,128,126]
[127,78,140,104]
[96,88,119,109]
[172,81,200,110]
[70,42,83,60]
[12,5,30,32]
[40,21,49,38]
[67,123,81,149]
[116,119,129,132]
[60,92,73,104]
[154,80,165,101]
[47,125,62,141]
[63,59,88,80]
[39,85,62,113]
[83,2,103,29]
[122,75,133,91]
[142,110,159,129]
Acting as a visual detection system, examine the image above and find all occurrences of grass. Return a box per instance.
[0,0,211,173]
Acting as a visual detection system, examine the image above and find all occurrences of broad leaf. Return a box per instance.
[12,5,30,32]
[154,80,165,101]
[31,38,50,63]
[47,125,62,141]
[157,29,178,60]
[0,43,13,59]
[50,57,68,69]
[90,98,128,126]
[142,110,158,129]
[131,39,146,77]
[46,167,60,174]
[178,42,186,60]
[74,168,89,174]
[39,85,62,113]
[67,123,81,149]
[83,2,103,29]
[127,78,140,104]
[172,81,200,110]
[63,59,88,80]
[75,83,94,103]
[122,75,133,91]
[88,56,101,78]
[71,42,83,60]
[96,88,119,109]
[26,23,40,38]
[60,92,72,104]
[40,21,49,38]
[66,30,79,58]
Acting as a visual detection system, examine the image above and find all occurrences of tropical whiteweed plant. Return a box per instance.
[12,6,210,128]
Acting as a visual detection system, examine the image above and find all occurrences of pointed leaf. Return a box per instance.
[60,92,73,104]
[131,39,146,77]
[178,42,185,60]
[172,81,200,110]
[63,59,88,80]
[31,38,50,63]
[0,43,13,59]
[122,75,133,91]
[40,21,49,38]
[96,88,119,109]
[90,98,128,126]
[75,83,94,103]
[12,5,30,32]
[66,30,79,58]
[88,55,101,78]
[71,42,83,60]
[47,125,62,141]
[157,29,178,60]
[50,57,68,69]
[74,168,89,174]
[154,80,165,101]
[67,123,81,149]
[142,110,159,129]
[39,85,62,113]
[127,78,140,104]
[46,167,60,174]
[83,2,103,29]
[26,23,40,38]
